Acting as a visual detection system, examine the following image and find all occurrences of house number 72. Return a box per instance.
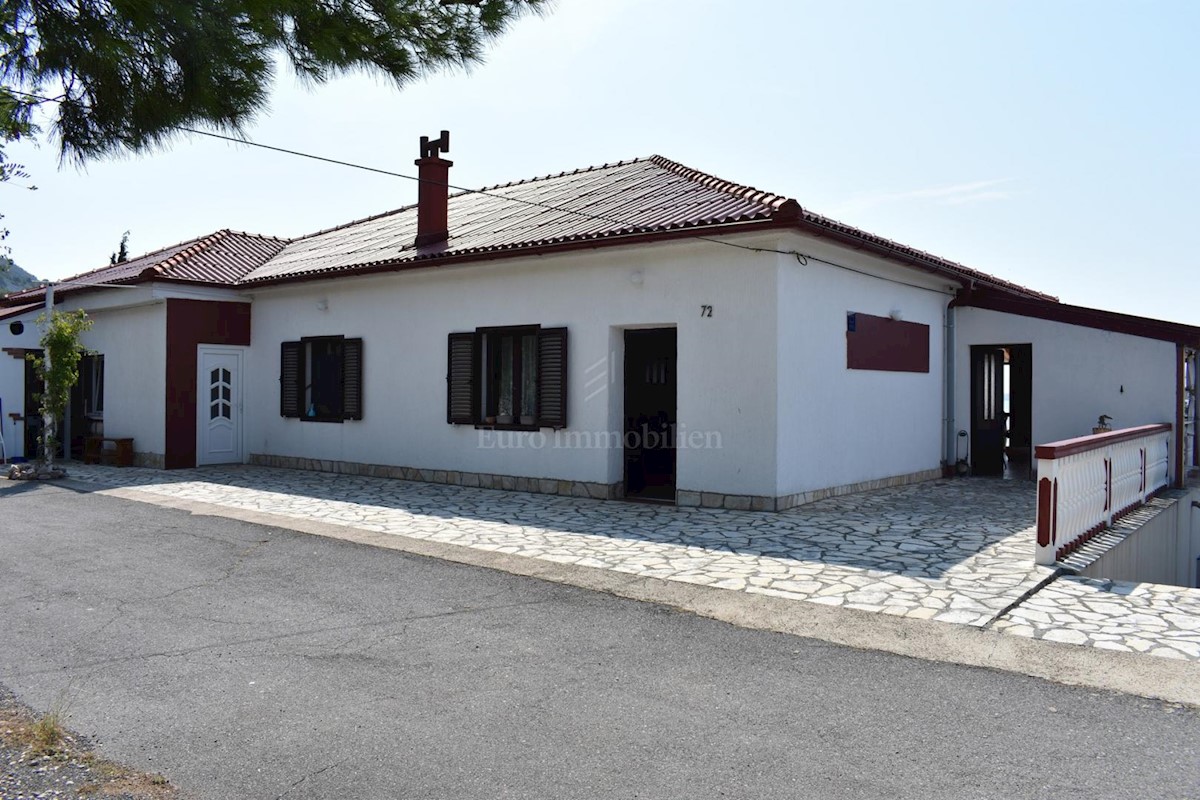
[700,305,713,317]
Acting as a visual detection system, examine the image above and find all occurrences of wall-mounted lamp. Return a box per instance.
[316,298,329,311]
[629,270,644,287]
[8,321,23,336]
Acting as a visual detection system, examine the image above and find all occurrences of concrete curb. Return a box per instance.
[89,482,1200,707]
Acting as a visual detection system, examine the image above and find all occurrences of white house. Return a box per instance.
[3,138,1197,511]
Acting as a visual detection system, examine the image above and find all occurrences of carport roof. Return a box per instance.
[0,302,39,321]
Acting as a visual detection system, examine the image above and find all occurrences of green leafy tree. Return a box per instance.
[1,0,546,163]
[0,86,37,261]
[27,309,93,471]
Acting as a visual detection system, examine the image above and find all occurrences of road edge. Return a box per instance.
[89,482,1200,707]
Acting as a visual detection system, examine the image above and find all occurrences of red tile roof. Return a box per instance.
[0,156,1052,303]
[2,229,286,304]
[241,156,1054,300]
[243,157,793,282]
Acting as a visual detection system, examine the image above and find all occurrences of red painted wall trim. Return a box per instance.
[164,299,251,469]
[845,312,930,373]
[1036,477,1051,547]
[1034,423,1172,460]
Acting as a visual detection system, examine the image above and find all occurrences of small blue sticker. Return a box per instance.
[847,313,857,332]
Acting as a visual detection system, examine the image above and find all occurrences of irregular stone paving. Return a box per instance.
[60,463,1050,629]
[991,575,1200,661]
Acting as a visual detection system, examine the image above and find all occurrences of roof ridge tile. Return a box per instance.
[647,155,797,212]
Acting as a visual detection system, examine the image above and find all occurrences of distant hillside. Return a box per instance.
[0,257,40,295]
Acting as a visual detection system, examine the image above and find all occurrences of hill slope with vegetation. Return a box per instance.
[0,257,39,295]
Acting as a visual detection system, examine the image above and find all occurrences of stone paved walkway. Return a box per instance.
[41,463,1200,662]
[59,464,1048,623]
[991,575,1200,660]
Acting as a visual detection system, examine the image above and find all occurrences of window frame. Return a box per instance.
[447,325,568,430]
[479,324,541,431]
[279,335,364,423]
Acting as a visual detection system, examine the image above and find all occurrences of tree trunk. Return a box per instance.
[41,344,54,470]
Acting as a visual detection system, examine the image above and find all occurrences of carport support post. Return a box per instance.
[40,283,54,469]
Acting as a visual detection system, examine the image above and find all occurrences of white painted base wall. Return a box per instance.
[0,309,43,461]
[0,297,167,464]
[953,307,1177,449]
[1079,486,1200,588]
[79,302,167,458]
[775,232,950,497]
[245,239,781,497]
[245,233,956,500]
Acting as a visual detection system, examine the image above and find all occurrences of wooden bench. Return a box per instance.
[84,436,135,467]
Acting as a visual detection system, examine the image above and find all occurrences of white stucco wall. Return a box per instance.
[76,301,167,457]
[775,232,951,496]
[244,238,780,496]
[0,295,167,461]
[0,310,44,460]
[954,307,1177,448]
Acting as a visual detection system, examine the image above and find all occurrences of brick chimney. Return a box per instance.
[414,130,453,248]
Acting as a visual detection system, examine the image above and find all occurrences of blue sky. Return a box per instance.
[5,0,1197,323]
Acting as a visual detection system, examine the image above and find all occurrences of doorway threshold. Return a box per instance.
[621,495,676,507]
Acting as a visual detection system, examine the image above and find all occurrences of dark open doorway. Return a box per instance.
[22,350,66,461]
[624,328,676,502]
[970,344,1032,479]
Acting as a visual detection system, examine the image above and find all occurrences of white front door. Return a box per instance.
[197,347,243,466]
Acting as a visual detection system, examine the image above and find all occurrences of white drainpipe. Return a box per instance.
[943,301,956,471]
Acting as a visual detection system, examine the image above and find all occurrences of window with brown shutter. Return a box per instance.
[280,341,303,418]
[342,338,364,421]
[537,327,568,429]
[447,325,567,429]
[279,336,364,422]
[447,332,478,425]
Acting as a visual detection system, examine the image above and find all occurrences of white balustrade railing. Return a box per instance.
[1034,423,1172,565]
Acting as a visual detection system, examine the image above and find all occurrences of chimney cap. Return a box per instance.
[419,130,450,160]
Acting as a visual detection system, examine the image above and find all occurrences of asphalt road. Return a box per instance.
[1,480,1197,800]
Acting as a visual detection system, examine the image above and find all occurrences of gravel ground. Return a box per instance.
[0,686,177,800]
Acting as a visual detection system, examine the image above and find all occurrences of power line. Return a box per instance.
[8,87,955,296]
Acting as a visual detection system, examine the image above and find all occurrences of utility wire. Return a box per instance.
[8,87,956,296]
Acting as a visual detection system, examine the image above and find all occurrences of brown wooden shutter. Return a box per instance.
[447,332,478,424]
[280,340,303,418]
[342,338,364,420]
[537,327,568,428]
